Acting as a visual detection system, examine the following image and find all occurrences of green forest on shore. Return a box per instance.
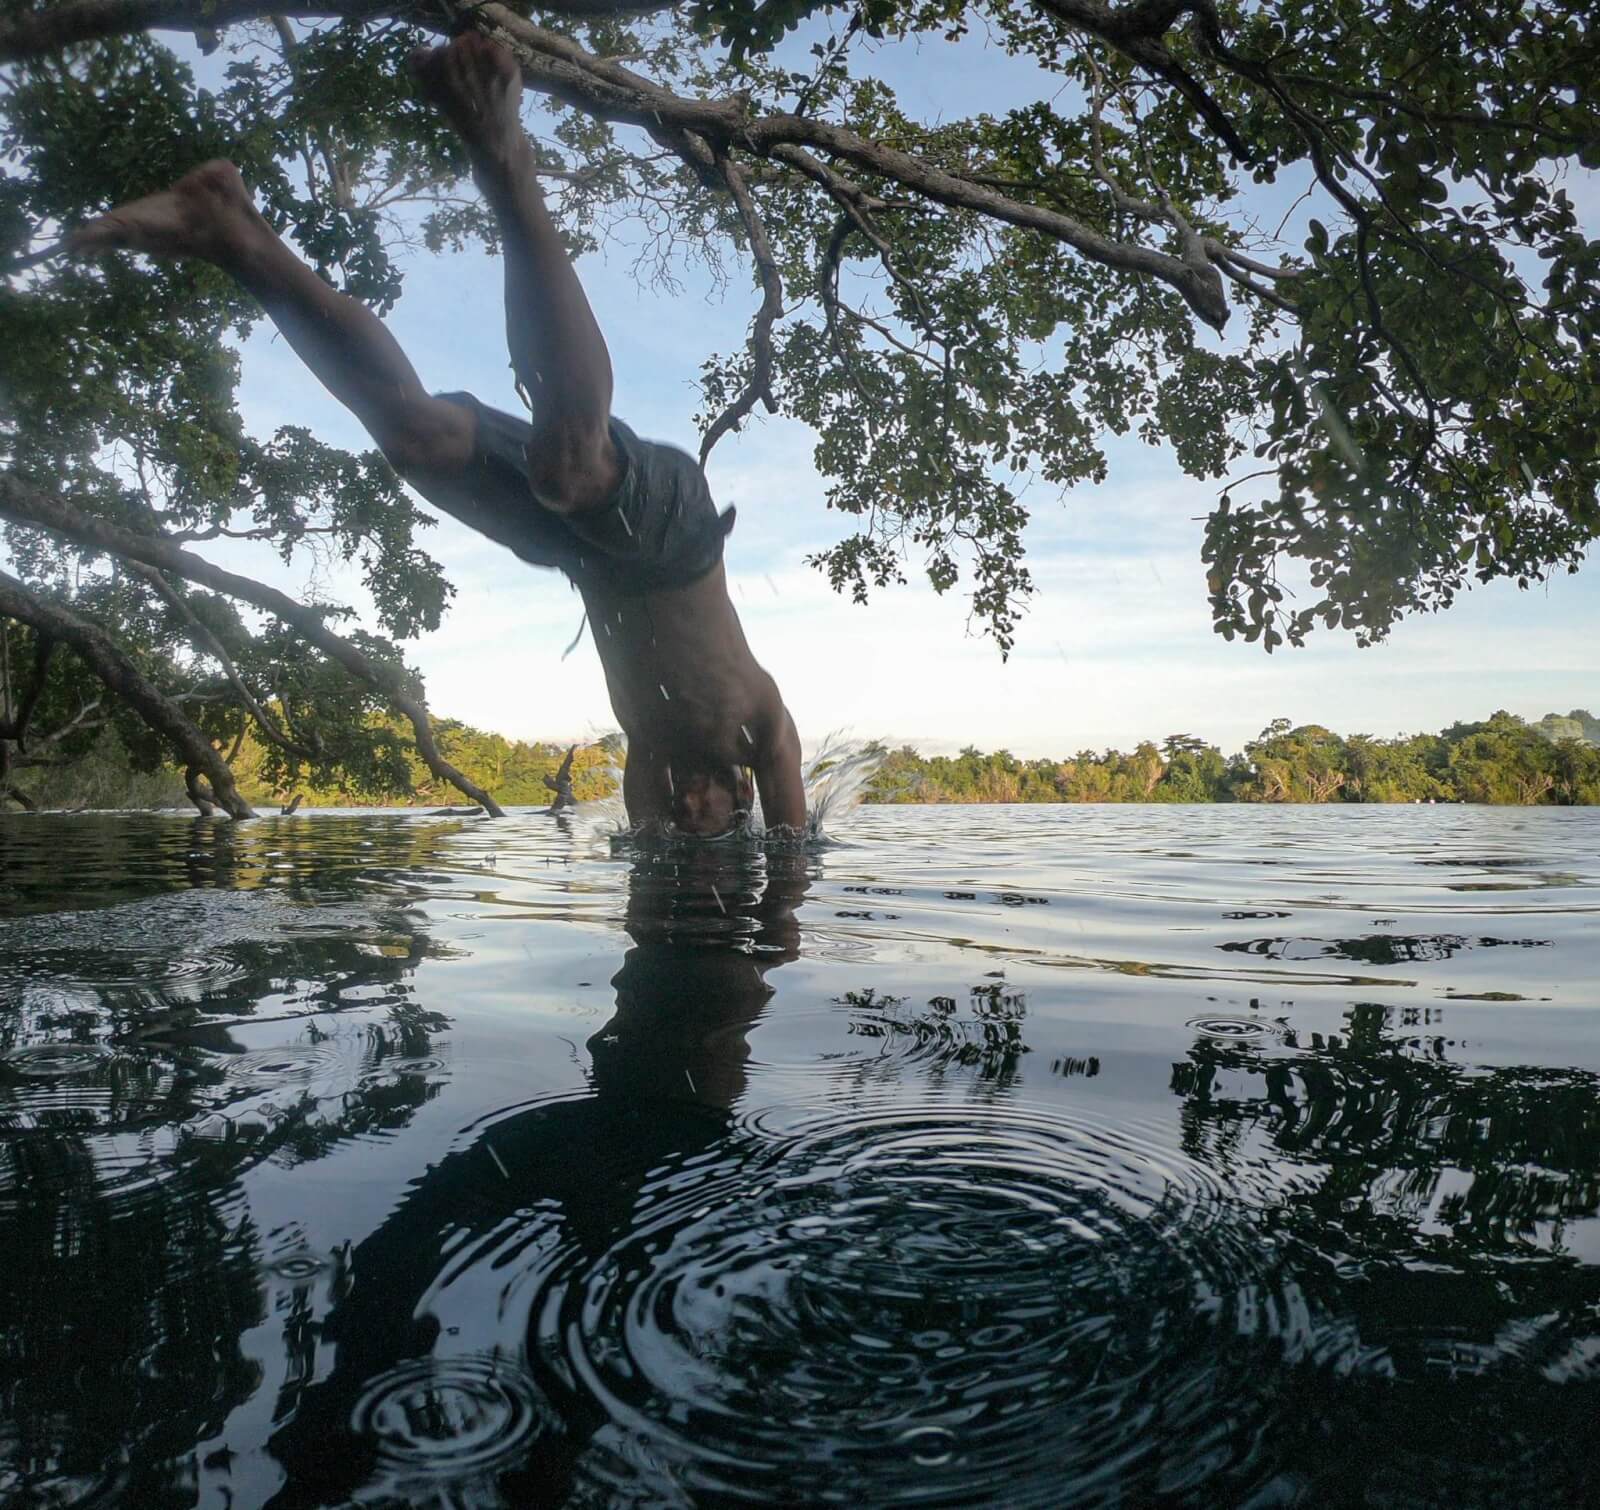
[6,708,1598,812]
[868,710,1600,806]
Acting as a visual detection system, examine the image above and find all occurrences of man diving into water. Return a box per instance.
[71,32,806,836]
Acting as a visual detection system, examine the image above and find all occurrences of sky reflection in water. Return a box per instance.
[0,803,1598,1506]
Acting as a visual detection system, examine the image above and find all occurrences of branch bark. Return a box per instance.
[0,471,505,816]
[0,635,56,746]
[1,0,1233,329]
[131,562,316,761]
[699,154,784,464]
[0,0,671,62]
[0,568,257,818]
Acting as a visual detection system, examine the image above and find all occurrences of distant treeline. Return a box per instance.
[9,708,1598,812]
[859,711,1600,806]
[12,717,621,812]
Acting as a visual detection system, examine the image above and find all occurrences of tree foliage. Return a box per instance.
[1,0,1597,806]
[864,709,1600,805]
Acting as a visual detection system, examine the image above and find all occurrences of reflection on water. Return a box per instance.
[0,803,1598,1504]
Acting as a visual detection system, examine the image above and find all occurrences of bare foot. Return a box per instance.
[409,33,524,153]
[69,159,260,265]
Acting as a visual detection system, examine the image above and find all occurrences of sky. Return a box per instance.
[203,20,1596,758]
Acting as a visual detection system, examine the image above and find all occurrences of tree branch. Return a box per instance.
[0,569,256,817]
[818,216,879,422]
[130,561,317,761]
[1031,0,1254,162]
[0,0,1235,327]
[0,471,505,816]
[0,0,671,62]
[28,698,106,751]
[699,154,783,463]
[0,635,56,747]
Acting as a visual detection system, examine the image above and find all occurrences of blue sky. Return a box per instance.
[214,20,1595,757]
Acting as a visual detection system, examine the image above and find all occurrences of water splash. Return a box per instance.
[586,730,885,847]
[797,731,886,838]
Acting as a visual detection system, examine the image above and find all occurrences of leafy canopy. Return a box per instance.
[0,0,1596,761]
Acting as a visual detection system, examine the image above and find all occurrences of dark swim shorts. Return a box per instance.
[424,392,736,595]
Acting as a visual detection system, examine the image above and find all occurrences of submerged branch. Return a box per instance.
[0,568,256,818]
[0,472,506,817]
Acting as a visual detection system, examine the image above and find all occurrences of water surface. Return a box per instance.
[1,803,1597,1506]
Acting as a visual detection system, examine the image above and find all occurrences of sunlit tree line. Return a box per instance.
[863,712,1600,806]
[4,706,620,812]
[5,705,1596,812]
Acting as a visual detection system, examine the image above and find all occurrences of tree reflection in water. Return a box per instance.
[1170,1005,1600,1501]
[5,812,1599,1505]
[0,817,465,1507]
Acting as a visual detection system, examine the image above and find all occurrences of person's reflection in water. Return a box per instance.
[591,842,807,1110]
[261,845,810,1508]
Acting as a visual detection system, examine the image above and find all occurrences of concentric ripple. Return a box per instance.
[522,1098,1316,1506]
[350,1355,549,1483]
[1186,1014,1278,1041]
[0,1043,115,1079]
[215,1044,349,1093]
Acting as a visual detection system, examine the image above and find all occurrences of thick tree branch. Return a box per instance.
[0,634,56,746]
[0,472,505,816]
[0,0,670,62]
[130,562,317,761]
[475,3,1232,327]
[0,0,1235,327]
[1031,0,1254,162]
[0,568,256,817]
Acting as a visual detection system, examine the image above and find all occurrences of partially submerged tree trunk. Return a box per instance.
[183,764,218,816]
[0,474,504,817]
[0,569,256,818]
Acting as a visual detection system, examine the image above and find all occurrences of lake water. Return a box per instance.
[1,802,1597,1507]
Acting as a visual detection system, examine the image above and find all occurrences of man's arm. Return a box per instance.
[753,707,808,831]
[411,36,621,512]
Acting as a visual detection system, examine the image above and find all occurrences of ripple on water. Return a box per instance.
[359,1054,449,1085]
[215,1044,349,1094]
[350,1355,549,1485]
[0,1124,188,1218]
[1186,1014,1280,1042]
[521,1097,1320,1505]
[1,1043,115,1079]
[0,1045,180,1136]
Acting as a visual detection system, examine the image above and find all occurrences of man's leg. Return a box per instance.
[410,35,622,513]
[71,160,473,476]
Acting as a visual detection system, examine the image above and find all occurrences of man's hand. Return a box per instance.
[409,33,524,154]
